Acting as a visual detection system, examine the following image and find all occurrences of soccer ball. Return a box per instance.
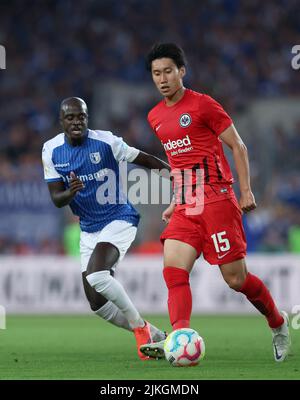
[164,328,205,367]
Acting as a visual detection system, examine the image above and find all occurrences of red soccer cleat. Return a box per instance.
[133,321,152,360]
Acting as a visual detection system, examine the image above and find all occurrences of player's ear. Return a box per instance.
[179,66,186,79]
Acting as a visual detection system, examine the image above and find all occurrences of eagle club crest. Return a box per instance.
[90,152,101,164]
[179,113,192,128]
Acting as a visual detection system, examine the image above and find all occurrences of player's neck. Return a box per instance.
[65,131,88,146]
[164,87,185,107]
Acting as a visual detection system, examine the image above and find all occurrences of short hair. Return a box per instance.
[145,43,187,71]
[60,97,87,110]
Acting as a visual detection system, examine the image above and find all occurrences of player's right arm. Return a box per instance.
[47,172,84,208]
[162,200,175,223]
[42,144,84,208]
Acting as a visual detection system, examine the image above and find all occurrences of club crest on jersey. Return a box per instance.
[179,113,192,128]
[90,152,101,164]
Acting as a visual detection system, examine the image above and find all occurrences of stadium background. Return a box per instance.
[0,0,300,380]
[0,0,300,256]
[0,0,300,312]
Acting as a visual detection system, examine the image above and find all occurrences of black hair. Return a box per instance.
[145,43,187,71]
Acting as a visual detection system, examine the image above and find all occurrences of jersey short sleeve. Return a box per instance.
[201,95,233,136]
[42,144,63,182]
[110,134,140,163]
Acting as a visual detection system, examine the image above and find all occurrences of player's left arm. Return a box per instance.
[219,124,257,213]
[110,133,171,178]
[132,151,171,178]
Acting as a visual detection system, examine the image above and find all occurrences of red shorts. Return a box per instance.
[160,197,247,265]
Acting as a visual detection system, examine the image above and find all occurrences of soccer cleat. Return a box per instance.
[140,338,166,360]
[271,311,291,362]
[149,323,168,343]
[133,321,153,360]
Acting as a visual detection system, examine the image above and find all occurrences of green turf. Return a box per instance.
[0,315,299,380]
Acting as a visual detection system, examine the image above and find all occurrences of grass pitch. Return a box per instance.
[0,315,299,380]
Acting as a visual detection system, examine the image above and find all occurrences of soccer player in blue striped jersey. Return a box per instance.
[42,97,169,360]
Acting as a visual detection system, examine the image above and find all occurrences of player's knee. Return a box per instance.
[224,274,245,291]
[86,243,120,276]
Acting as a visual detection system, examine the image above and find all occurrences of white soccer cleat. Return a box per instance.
[149,324,167,343]
[139,338,166,360]
[271,311,291,362]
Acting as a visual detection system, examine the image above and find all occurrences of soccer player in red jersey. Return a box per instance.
[140,43,291,362]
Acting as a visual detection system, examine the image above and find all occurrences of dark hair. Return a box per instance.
[145,43,187,71]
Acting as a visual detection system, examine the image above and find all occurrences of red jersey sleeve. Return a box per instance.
[201,95,233,136]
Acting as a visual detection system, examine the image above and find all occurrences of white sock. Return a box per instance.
[86,270,144,329]
[95,301,166,342]
[95,301,166,340]
[95,301,131,331]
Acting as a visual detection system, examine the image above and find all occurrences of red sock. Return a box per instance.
[163,267,192,330]
[238,272,284,328]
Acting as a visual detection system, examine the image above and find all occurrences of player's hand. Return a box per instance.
[69,171,85,196]
[162,202,176,224]
[239,189,256,213]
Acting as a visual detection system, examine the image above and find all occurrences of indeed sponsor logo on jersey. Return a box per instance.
[162,135,193,156]
[62,168,110,183]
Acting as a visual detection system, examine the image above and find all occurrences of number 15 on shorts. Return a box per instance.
[211,231,231,254]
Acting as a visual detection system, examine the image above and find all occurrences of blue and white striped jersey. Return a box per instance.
[42,129,140,232]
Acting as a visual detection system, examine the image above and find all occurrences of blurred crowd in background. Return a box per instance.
[0,0,300,255]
